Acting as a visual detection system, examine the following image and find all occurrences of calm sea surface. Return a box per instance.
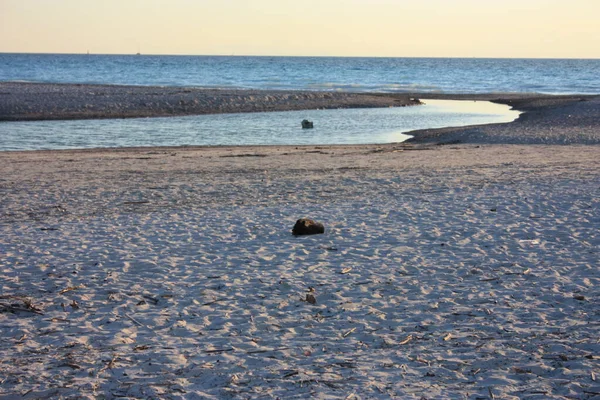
[0,100,519,151]
[1,53,599,94]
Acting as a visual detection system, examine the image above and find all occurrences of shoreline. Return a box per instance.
[1,82,599,147]
[409,95,600,145]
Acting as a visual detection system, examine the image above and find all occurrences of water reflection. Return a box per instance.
[0,100,520,151]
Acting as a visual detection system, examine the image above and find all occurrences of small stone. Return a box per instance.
[301,119,314,129]
[292,218,324,236]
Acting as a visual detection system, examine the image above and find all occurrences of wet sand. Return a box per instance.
[412,95,600,145]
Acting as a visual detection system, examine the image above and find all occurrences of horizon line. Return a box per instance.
[0,51,599,61]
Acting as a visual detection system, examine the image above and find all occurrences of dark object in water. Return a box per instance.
[301,119,314,129]
[292,218,324,236]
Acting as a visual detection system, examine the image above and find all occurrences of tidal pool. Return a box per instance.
[0,100,520,151]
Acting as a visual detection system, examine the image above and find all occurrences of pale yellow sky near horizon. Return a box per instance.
[1,0,598,58]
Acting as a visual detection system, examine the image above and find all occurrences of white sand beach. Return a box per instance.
[1,139,599,399]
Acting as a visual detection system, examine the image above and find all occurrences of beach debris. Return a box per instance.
[480,277,500,282]
[203,347,234,354]
[58,362,82,370]
[513,367,532,374]
[142,294,160,305]
[301,119,314,129]
[341,267,353,274]
[0,295,44,315]
[246,347,290,354]
[343,327,357,338]
[97,354,119,376]
[282,370,299,378]
[124,313,145,327]
[202,298,226,306]
[399,335,414,345]
[413,356,429,364]
[292,218,325,236]
[334,361,357,369]
[59,285,83,295]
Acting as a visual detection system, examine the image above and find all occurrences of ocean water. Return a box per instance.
[0,100,519,151]
[1,53,599,94]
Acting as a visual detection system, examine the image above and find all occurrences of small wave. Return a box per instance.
[304,82,443,93]
[3,79,40,84]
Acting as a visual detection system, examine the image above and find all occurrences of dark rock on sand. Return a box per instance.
[292,218,324,236]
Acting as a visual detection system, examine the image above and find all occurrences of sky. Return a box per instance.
[1,0,599,58]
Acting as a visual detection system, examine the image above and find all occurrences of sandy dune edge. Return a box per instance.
[1,143,599,399]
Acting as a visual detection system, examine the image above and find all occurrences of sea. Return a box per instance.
[1,54,598,150]
[1,53,599,94]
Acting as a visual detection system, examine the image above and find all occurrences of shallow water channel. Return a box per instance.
[0,100,520,151]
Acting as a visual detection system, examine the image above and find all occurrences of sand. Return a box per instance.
[0,83,419,121]
[1,87,599,399]
[411,95,600,145]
